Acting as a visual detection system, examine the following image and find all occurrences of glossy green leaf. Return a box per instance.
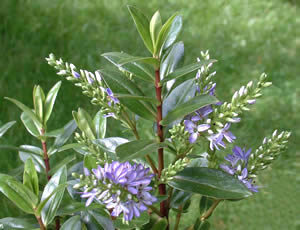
[93,110,106,139]
[162,15,183,51]
[82,210,114,230]
[161,60,216,83]
[0,217,36,229]
[199,196,214,215]
[150,10,162,46]
[101,52,154,82]
[0,174,38,213]
[155,13,181,57]
[151,217,168,230]
[19,145,45,173]
[128,5,153,53]
[20,112,41,138]
[33,85,45,122]
[57,202,103,216]
[5,97,43,129]
[73,108,96,140]
[60,216,82,230]
[116,140,166,162]
[114,211,150,229]
[118,56,159,68]
[49,154,76,175]
[44,81,62,123]
[168,167,252,200]
[160,41,184,80]
[99,69,156,120]
[93,137,128,154]
[23,158,39,196]
[40,166,67,226]
[57,143,85,152]
[0,121,16,138]
[163,78,196,121]
[115,94,159,105]
[48,120,77,156]
[44,128,64,137]
[170,189,192,210]
[84,155,98,170]
[161,94,218,125]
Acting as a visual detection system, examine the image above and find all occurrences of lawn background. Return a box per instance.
[0,0,299,229]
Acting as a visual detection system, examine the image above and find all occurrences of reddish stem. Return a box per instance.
[155,69,168,221]
[41,129,61,229]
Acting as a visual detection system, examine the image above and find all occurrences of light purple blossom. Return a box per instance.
[106,88,120,106]
[220,146,258,192]
[207,132,226,150]
[80,162,157,222]
[220,123,236,143]
[190,106,213,122]
[184,120,210,143]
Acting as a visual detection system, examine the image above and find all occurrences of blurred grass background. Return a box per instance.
[0,0,299,229]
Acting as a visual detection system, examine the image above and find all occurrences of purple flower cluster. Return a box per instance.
[81,161,157,222]
[220,146,258,192]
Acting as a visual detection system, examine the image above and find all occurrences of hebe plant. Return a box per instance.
[0,6,290,230]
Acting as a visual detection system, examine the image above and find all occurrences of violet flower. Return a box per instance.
[184,120,210,143]
[80,161,157,222]
[106,88,120,106]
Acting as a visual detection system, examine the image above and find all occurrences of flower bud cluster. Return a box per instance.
[74,131,108,164]
[248,130,291,177]
[212,73,272,125]
[160,158,189,183]
[195,50,217,95]
[46,53,121,118]
[169,123,191,153]
[73,161,157,222]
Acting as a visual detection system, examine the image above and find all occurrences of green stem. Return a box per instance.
[200,199,222,221]
[174,205,183,230]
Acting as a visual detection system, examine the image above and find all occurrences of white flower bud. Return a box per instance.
[272,130,278,138]
[57,70,67,75]
[247,81,253,88]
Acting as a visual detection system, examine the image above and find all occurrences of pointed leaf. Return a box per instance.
[93,137,128,154]
[33,85,45,122]
[168,167,252,199]
[20,112,41,138]
[115,94,160,105]
[101,52,154,82]
[93,110,106,139]
[163,79,196,119]
[57,143,85,152]
[160,41,184,80]
[116,140,166,162]
[23,158,39,196]
[128,6,153,53]
[0,217,36,229]
[48,120,77,156]
[57,202,103,216]
[44,81,62,123]
[74,108,96,140]
[82,210,114,230]
[49,154,76,175]
[60,216,82,230]
[170,189,192,210]
[162,15,183,51]
[161,94,218,125]
[161,60,216,83]
[99,69,156,120]
[199,196,214,215]
[0,174,38,213]
[0,121,16,138]
[5,97,42,129]
[19,145,45,173]
[155,14,182,57]
[41,166,67,226]
[150,10,162,46]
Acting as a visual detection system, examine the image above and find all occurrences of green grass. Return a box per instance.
[0,0,299,229]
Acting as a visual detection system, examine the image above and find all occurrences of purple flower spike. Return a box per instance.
[207,133,226,150]
[184,120,210,144]
[232,146,251,163]
[80,161,156,222]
